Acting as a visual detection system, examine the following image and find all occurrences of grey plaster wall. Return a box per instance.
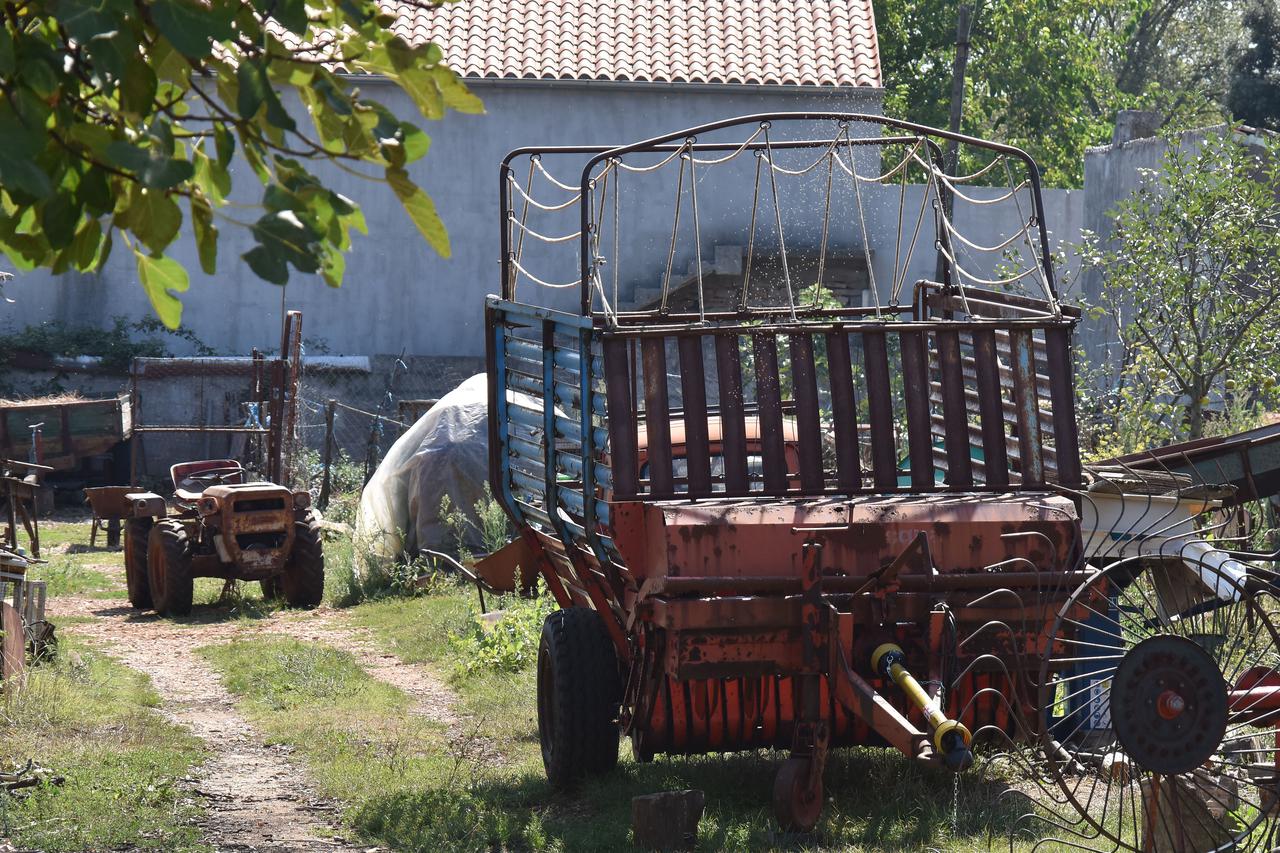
[0,78,883,358]
[1077,127,1231,361]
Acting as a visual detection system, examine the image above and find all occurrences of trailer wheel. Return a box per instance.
[537,607,621,787]
[148,520,193,617]
[773,756,823,832]
[281,510,324,608]
[124,518,153,609]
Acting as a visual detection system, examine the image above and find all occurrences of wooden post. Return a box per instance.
[935,2,974,287]
[318,399,336,509]
[944,4,974,182]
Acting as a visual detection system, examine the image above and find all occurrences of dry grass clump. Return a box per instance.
[0,391,88,407]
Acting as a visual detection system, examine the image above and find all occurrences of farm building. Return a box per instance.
[0,1,886,364]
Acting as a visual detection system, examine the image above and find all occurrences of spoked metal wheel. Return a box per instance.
[1034,557,1280,852]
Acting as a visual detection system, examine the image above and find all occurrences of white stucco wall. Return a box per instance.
[0,78,884,357]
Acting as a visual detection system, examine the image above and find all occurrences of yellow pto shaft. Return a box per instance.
[872,643,973,770]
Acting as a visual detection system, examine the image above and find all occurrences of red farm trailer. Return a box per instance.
[486,114,1280,850]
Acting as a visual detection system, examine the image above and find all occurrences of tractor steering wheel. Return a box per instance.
[181,466,243,490]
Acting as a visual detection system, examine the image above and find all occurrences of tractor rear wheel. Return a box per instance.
[148,520,193,617]
[124,518,153,609]
[537,607,621,788]
[281,510,324,608]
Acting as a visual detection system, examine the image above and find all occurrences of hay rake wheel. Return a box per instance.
[1014,557,1280,852]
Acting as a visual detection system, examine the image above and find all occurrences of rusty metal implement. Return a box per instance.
[485,113,1280,849]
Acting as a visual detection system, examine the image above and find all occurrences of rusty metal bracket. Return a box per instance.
[799,541,826,671]
[849,531,933,600]
[828,618,930,761]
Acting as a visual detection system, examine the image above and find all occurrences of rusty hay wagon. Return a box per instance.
[484,114,1280,850]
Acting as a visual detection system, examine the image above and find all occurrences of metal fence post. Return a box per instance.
[319,399,336,509]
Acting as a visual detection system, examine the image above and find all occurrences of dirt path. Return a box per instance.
[50,592,462,851]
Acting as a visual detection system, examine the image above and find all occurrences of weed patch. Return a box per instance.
[449,581,556,676]
[25,556,116,597]
[0,639,205,852]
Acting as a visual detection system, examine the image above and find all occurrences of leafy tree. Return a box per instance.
[1081,130,1280,453]
[1228,0,1280,130]
[878,0,1126,186]
[0,0,481,327]
[1103,0,1245,122]
[877,0,1249,186]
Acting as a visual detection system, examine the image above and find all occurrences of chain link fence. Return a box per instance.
[292,353,485,520]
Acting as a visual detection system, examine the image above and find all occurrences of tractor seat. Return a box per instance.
[171,459,244,503]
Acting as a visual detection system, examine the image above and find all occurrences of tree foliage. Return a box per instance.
[877,0,1246,187]
[1081,131,1280,453]
[879,0,1126,186]
[1228,0,1280,131]
[0,0,482,326]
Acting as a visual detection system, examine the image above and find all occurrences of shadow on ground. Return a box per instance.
[95,598,284,625]
[349,748,1028,852]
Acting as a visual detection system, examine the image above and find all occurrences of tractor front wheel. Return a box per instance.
[148,520,193,617]
[124,518,153,609]
[281,510,324,608]
[537,607,621,788]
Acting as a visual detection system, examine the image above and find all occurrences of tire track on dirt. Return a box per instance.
[50,598,367,852]
[50,594,467,851]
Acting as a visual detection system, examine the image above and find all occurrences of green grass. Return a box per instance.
[24,555,119,598]
[0,639,207,852]
[199,637,474,844]
[12,519,126,599]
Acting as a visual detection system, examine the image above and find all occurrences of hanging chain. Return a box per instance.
[951,766,960,837]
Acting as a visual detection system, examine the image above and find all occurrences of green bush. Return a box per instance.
[449,579,555,677]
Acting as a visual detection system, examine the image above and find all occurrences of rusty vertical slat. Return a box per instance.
[603,337,639,499]
[973,329,1009,487]
[1008,328,1044,486]
[1044,325,1082,486]
[900,329,934,490]
[824,330,865,491]
[789,333,824,492]
[642,337,674,497]
[937,329,973,487]
[826,330,862,493]
[714,334,749,494]
[753,332,787,494]
[862,330,897,490]
[678,335,712,496]
[59,407,71,460]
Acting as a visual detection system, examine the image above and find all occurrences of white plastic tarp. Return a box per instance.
[354,374,492,566]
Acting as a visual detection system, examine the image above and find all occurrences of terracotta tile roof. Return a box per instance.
[387,0,882,88]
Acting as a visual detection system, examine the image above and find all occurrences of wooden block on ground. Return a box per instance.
[632,789,705,851]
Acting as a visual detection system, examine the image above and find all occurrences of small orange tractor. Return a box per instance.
[122,459,323,616]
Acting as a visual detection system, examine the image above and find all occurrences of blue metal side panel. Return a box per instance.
[491,315,526,527]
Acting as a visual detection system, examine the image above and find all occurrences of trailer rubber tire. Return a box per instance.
[148,520,193,617]
[773,756,824,832]
[124,518,153,609]
[260,577,281,601]
[281,510,324,609]
[537,607,621,788]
